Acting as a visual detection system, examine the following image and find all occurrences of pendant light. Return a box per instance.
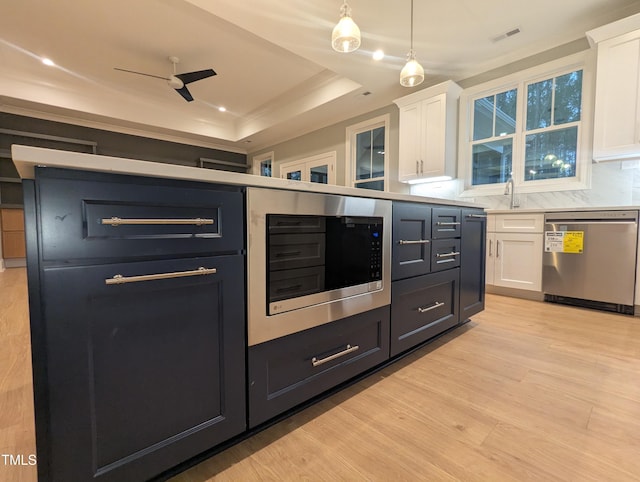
[331,2,361,53]
[400,0,424,87]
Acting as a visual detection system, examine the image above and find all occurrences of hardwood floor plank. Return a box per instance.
[481,421,639,482]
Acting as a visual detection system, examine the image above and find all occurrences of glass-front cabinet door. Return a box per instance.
[284,169,302,181]
[280,152,336,185]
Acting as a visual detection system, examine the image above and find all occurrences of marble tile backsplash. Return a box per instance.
[410,162,640,209]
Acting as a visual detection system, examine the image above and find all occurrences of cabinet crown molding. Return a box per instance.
[393,80,462,108]
[586,12,640,47]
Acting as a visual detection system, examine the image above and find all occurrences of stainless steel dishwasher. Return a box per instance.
[543,210,638,314]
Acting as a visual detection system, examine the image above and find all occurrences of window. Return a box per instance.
[346,114,390,191]
[524,70,582,182]
[460,52,593,196]
[252,151,274,177]
[471,89,517,185]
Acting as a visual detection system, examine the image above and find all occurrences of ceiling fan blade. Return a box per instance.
[175,85,194,102]
[175,69,216,85]
[114,67,169,81]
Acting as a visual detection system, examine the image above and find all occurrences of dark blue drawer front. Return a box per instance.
[248,305,390,428]
[391,269,459,356]
[431,207,462,239]
[431,238,461,272]
[36,169,243,261]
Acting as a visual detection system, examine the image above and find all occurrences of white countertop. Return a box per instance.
[11,145,481,208]
[487,206,640,214]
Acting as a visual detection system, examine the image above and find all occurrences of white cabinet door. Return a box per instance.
[394,81,461,183]
[592,31,640,161]
[492,232,543,291]
[486,213,543,292]
[422,94,447,178]
[486,233,497,285]
[397,102,422,182]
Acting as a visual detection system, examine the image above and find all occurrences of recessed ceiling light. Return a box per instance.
[218,106,226,112]
[372,50,384,61]
[41,58,55,66]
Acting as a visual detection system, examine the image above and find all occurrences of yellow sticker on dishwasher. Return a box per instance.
[544,231,584,253]
[563,231,584,253]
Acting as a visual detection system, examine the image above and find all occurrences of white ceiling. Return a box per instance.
[1,0,640,153]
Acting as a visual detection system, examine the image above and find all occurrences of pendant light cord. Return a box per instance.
[410,0,414,51]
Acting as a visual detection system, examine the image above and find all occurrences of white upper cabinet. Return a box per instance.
[394,80,462,183]
[588,14,640,162]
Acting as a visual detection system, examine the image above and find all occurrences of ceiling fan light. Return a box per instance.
[331,3,361,53]
[400,52,424,87]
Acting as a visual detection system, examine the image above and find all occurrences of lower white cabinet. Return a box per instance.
[486,213,543,292]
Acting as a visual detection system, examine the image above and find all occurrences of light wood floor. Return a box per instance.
[1,267,640,481]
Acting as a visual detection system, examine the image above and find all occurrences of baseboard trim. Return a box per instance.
[486,285,544,301]
[4,258,26,268]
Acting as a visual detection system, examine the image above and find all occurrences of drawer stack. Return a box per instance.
[390,203,462,357]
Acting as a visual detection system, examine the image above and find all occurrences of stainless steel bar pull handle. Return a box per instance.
[416,160,419,175]
[420,160,424,173]
[275,250,302,257]
[436,251,460,258]
[102,217,214,226]
[488,239,493,256]
[418,301,445,313]
[436,221,461,226]
[496,240,500,258]
[466,214,487,219]
[105,266,217,285]
[398,239,430,245]
[311,344,360,367]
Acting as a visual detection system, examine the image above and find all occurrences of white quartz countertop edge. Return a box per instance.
[11,145,481,208]
[487,207,640,214]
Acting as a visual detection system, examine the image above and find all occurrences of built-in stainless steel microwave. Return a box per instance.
[247,187,392,346]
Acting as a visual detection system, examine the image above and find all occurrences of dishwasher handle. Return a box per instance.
[545,220,637,225]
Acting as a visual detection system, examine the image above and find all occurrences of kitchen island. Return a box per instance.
[11,145,486,482]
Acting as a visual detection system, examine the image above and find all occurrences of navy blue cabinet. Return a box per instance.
[24,168,246,482]
[459,208,487,322]
[390,202,471,356]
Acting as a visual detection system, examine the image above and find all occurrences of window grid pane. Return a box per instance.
[310,165,328,184]
[473,95,494,141]
[355,130,372,180]
[471,138,513,185]
[524,126,578,181]
[495,90,517,136]
[526,79,553,130]
[354,126,385,182]
[260,159,272,177]
[554,70,582,125]
[371,126,385,178]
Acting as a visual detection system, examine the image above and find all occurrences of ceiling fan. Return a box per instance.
[114,56,216,102]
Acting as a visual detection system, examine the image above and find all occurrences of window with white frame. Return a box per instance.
[460,52,592,195]
[346,114,389,191]
[252,151,274,177]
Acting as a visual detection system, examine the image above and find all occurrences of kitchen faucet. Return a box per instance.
[504,176,519,209]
